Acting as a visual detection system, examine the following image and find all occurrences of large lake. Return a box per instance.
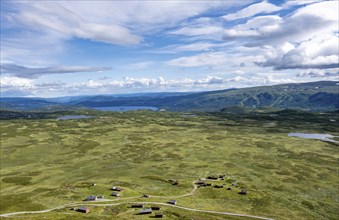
[57,115,94,120]
[92,106,158,112]
[288,133,338,143]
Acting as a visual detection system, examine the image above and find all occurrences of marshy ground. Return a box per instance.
[0,110,338,219]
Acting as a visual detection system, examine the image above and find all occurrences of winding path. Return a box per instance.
[0,180,274,220]
[0,201,273,219]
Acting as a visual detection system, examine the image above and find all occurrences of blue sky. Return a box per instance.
[0,0,338,97]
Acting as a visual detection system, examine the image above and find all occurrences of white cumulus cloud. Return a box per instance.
[223,1,339,70]
[223,1,282,21]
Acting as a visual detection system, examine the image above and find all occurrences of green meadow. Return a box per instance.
[0,111,338,219]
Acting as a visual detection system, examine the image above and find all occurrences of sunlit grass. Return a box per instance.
[0,111,338,219]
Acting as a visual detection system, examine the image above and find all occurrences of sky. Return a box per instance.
[0,0,338,97]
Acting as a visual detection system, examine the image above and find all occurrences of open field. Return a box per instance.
[0,110,338,219]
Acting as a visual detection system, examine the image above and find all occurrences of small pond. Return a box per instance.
[288,133,338,143]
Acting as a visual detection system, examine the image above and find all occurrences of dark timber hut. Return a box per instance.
[77,207,90,213]
[168,200,177,205]
[238,189,248,195]
[131,204,144,208]
[155,212,163,218]
[151,206,161,210]
[111,186,123,191]
[84,195,97,201]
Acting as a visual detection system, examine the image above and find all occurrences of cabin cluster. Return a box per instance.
[110,186,123,197]
[83,186,124,202]
[76,175,246,216]
[195,175,248,195]
[131,203,170,218]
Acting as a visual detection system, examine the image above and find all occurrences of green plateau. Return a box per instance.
[0,110,338,219]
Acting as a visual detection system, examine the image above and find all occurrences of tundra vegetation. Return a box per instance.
[0,110,338,219]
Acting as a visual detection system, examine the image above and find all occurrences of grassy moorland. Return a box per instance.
[0,110,338,219]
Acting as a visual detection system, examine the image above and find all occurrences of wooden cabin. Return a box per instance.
[111,192,120,197]
[131,204,144,208]
[84,195,97,201]
[111,186,123,191]
[168,200,177,205]
[77,207,90,213]
[155,212,163,218]
[139,208,152,215]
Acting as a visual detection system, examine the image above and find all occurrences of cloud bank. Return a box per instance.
[222,1,339,70]
[1,75,303,98]
[0,64,112,78]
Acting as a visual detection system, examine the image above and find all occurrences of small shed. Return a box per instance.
[139,208,152,215]
[111,192,120,197]
[168,200,177,205]
[238,189,248,195]
[207,176,218,180]
[111,186,123,191]
[97,195,104,199]
[142,194,149,198]
[84,195,97,201]
[214,185,223,188]
[151,206,161,210]
[77,207,90,213]
[131,204,144,208]
[155,212,163,218]
[195,180,205,185]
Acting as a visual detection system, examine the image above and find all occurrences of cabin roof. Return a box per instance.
[139,208,152,214]
[111,186,123,191]
[77,206,89,211]
[85,195,97,200]
[168,199,177,204]
[111,192,120,196]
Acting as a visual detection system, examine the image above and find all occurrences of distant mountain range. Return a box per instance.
[1,81,338,112]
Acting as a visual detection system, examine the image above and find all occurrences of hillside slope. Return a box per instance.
[74,81,338,112]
